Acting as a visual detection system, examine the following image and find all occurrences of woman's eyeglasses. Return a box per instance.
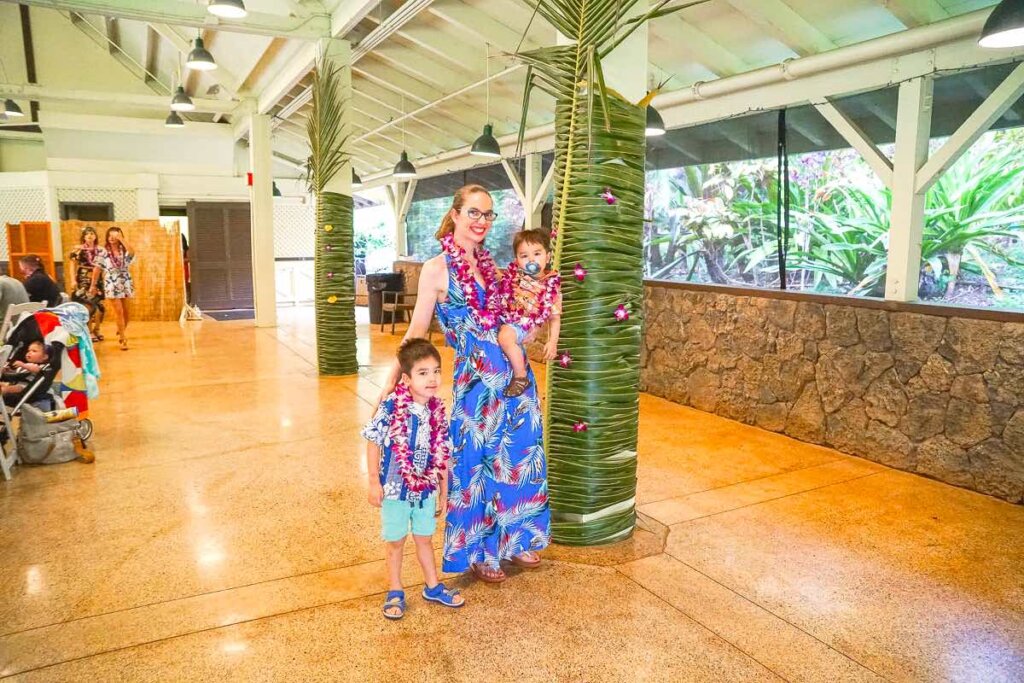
[464,208,498,222]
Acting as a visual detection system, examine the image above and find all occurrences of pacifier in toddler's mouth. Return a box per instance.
[524,261,542,277]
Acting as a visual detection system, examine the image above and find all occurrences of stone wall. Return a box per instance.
[641,284,1024,504]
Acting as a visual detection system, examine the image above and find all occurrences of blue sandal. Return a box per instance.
[383,590,406,620]
[422,582,464,608]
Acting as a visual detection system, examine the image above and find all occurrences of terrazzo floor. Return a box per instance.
[0,307,1021,682]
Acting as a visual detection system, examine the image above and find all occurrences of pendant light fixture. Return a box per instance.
[186,35,217,71]
[352,168,363,188]
[171,86,194,112]
[393,96,417,179]
[645,105,666,137]
[393,152,417,179]
[980,0,1024,48]
[3,99,24,118]
[272,181,282,197]
[471,44,501,158]
[165,110,185,128]
[207,0,247,19]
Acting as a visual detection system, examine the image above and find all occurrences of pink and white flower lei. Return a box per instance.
[499,261,561,333]
[440,232,502,331]
[388,382,451,495]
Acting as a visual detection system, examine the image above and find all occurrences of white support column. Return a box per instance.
[43,173,62,263]
[523,153,545,230]
[386,181,416,256]
[249,112,277,327]
[136,174,160,218]
[885,77,933,302]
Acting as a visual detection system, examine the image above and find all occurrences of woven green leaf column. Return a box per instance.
[514,1,675,545]
[307,41,357,376]
[314,194,356,374]
[547,96,645,545]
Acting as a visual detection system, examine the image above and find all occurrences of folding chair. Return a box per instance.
[1,302,45,342]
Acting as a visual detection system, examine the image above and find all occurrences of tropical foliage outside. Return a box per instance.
[645,127,1024,309]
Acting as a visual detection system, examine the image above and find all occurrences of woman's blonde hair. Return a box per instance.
[435,184,491,241]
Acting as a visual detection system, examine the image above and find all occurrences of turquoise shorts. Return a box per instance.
[380,494,437,542]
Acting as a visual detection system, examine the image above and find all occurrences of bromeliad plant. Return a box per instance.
[515,0,706,546]
[306,56,357,375]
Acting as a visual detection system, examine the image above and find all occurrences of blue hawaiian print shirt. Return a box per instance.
[361,396,450,506]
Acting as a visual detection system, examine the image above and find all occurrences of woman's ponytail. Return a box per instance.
[435,212,456,241]
[434,183,490,242]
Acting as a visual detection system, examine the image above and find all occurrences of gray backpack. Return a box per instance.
[17,403,80,465]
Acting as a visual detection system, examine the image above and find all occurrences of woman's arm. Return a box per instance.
[89,265,102,294]
[366,443,383,507]
[378,258,446,399]
[121,239,135,257]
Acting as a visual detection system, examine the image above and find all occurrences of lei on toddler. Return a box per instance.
[499,261,561,333]
[440,232,501,331]
[388,381,451,494]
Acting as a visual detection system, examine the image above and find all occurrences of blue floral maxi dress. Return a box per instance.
[437,255,551,572]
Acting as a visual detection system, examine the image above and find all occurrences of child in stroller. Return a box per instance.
[2,340,52,407]
[0,304,98,478]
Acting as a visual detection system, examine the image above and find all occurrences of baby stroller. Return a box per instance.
[0,302,100,480]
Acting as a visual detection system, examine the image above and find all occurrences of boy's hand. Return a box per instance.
[435,481,448,518]
[367,482,384,507]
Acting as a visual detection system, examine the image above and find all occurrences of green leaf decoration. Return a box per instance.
[307,54,357,375]
[514,0,671,545]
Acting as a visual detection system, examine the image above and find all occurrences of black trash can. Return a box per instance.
[366,272,405,324]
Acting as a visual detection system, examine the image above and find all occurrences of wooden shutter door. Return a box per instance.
[187,202,254,311]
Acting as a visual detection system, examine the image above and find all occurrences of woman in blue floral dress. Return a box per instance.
[380,184,550,583]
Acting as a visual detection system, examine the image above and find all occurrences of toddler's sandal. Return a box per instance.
[382,590,406,620]
[422,582,464,608]
[503,376,530,398]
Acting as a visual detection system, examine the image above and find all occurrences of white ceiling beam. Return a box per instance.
[668,15,749,78]
[813,99,894,188]
[916,60,1024,193]
[0,82,236,113]
[331,0,382,38]
[427,1,543,53]
[13,0,332,38]
[355,64,524,143]
[352,0,433,60]
[66,11,169,95]
[360,9,1016,185]
[151,24,242,99]
[880,1,950,29]
[103,16,119,54]
[143,25,159,87]
[365,18,480,73]
[353,87,469,141]
[724,0,836,57]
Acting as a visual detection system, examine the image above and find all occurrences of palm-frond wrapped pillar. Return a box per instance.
[308,39,357,375]
[548,96,645,546]
[516,1,671,545]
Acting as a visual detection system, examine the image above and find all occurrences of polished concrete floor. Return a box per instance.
[0,307,1022,682]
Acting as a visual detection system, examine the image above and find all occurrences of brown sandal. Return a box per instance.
[471,563,506,583]
[510,552,541,569]
[503,376,531,398]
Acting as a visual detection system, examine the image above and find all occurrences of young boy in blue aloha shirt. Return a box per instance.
[362,338,465,620]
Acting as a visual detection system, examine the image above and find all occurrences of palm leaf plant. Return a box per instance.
[306,56,357,375]
[515,0,704,545]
